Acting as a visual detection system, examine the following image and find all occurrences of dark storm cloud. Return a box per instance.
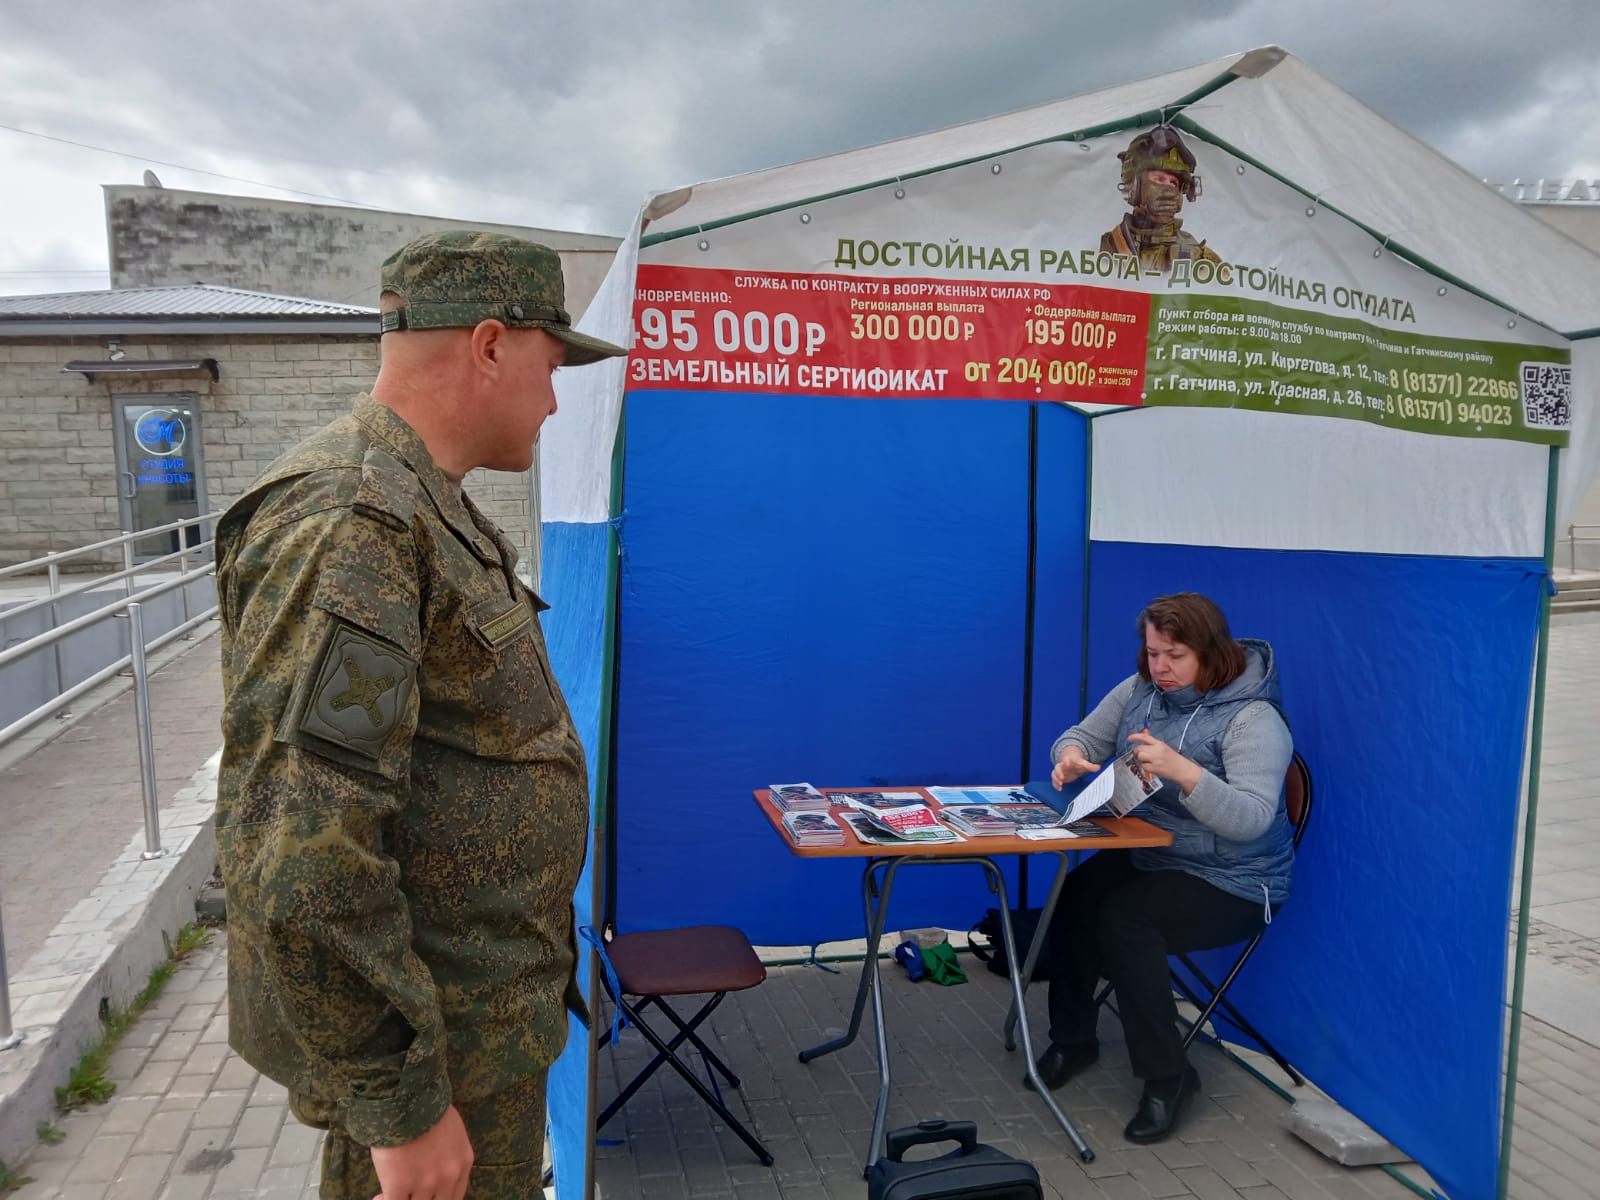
[0,0,1594,289]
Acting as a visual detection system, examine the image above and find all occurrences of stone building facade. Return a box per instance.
[104,183,619,314]
[0,288,536,568]
[66,185,623,574]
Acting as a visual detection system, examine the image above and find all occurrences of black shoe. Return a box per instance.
[1123,1066,1199,1144]
[1024,1042,1099,1092]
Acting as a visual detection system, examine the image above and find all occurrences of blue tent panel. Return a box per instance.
[1086,540,1542,1200]
[615,390,1035,944]
[1028,404,1091,774]
[539,519,616,1200]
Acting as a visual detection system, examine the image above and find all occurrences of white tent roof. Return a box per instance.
[646,47,1600,336]
[644,53,1240,236]
[636,46,1600,527]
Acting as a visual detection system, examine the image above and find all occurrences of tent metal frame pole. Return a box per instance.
[639,71,1245,250]
[1077,413,1098,720]
[576,405,628,1200]
[1170,116,1564,341]
[601,409,627,933]
[1017,405,1045,909]
[1496,444,1560,1200]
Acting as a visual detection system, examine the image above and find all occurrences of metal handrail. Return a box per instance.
[0,536,220,1051]
[0,537,214,627]
[0,514,218,702]
[0,513,218,580]
[1566,524,1600,574]
[0,565,214,673]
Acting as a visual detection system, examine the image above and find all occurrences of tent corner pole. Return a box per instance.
[1496,443,1560,1200]
[601,405,627,932]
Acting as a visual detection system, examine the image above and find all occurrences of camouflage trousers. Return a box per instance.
[291,1073,547,1200]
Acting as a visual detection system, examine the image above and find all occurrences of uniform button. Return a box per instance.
[510,304,525,319]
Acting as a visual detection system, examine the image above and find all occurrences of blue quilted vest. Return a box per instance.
[1116,638,1295,906]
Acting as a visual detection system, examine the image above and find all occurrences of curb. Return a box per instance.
[0,752,220,1167]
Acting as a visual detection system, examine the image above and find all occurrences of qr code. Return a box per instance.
[1521,361,1572,429]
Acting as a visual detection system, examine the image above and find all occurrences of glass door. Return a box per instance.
[111,395,208,560]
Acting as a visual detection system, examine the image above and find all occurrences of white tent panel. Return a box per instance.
[1090,406,1549,559]
[644,56,1244,239]
[542,225,640,525]
[1192,56,1600,336]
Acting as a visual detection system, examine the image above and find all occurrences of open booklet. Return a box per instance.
[1033,749,1163,825]
[833,792,961,844]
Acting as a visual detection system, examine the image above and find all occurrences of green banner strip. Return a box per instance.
[1145,293,1570,445]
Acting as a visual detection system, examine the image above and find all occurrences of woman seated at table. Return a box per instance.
[1033,591,1294,1145]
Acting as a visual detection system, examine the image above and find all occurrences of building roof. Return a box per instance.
[0,283,376,320]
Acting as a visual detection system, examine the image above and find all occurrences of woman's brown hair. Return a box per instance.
[1136,592,1248,692]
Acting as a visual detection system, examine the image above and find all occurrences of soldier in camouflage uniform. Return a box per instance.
[1100,126,1222,274]
[215,231,626,1200]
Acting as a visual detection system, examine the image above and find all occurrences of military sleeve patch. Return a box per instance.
[299,623,417,759]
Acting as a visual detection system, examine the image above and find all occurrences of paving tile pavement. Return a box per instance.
[5,616,1600,1199]
[5,932,321,1200]
[1518,613,1600,975]
[0,624,222,971]
[591,950,1426,1200]
[5,929,1459,1200]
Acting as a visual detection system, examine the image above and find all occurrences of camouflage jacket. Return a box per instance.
[215,394,589,1149]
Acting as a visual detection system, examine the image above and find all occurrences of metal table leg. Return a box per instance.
[862,858,909,1174]
[1004,850,1072,1052]
[799,859,892,1064]
[983,856,1094,1163]
[798,854,1097,1171]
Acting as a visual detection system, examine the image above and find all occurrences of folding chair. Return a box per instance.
[588,924,774,1166]
[1098,751,1314,1086]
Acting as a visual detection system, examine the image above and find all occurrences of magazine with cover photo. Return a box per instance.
[769,782,829,812]
[936,805,1018,837]
[825,789,929,809]
[926,786,1036,808]
[1026,749,1163,823]
[782,809,846,846]
[836,804,961,845]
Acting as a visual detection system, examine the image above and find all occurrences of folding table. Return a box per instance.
[754,789,1172,1171]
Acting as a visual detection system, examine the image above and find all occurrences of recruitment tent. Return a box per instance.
[539,46,1600,1200]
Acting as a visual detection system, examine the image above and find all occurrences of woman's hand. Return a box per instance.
[1127,729,1204,794]
[1051,744,1102,790]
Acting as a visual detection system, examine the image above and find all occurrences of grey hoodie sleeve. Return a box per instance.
[1048,675,1138,766]
[1181,701,1293,841]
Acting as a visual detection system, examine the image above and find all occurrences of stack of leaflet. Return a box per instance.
[928,786,1114,840]
[1002,804,1074,830]
[769,782,829,813]
[937,805,1018,837]
[832,791,961,844]
[782,810,846,848]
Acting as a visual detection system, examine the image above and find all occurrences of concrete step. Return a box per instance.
[1553,598,1600,614]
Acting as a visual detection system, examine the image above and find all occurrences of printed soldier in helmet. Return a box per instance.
[1100,127,1221,274]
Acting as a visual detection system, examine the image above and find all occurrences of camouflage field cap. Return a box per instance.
[379,230,627,365]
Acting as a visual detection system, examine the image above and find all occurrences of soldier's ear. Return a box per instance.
[468,319,510,377]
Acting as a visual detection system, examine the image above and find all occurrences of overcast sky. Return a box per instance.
[1,0,1596,296]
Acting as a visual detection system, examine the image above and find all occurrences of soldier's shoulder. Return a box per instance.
[221,422,422,554]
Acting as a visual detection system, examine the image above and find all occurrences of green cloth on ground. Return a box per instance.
[920,942,968,986]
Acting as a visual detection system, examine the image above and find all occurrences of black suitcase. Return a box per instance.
[867,1119,1042,1199]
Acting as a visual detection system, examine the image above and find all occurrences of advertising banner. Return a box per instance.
[631,127,1570,445]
